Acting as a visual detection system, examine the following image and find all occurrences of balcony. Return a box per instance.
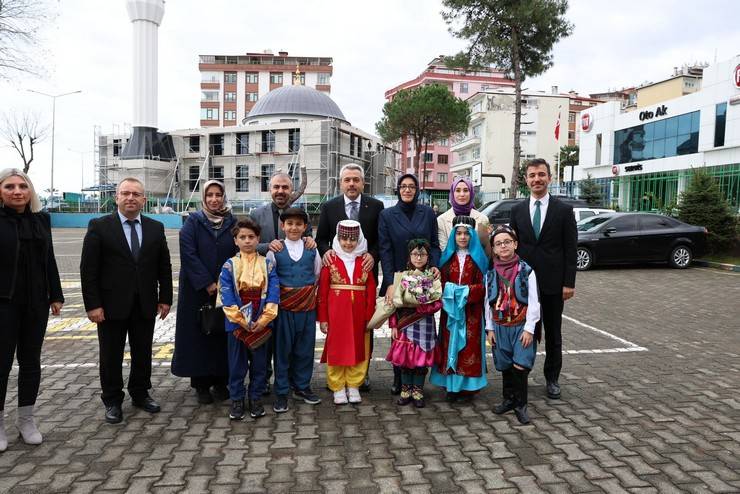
[450,136,480,152]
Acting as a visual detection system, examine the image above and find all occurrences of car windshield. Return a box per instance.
[577,215,614,232]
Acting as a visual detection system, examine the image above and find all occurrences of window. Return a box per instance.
[437,154,448,164]
[460,82,468,94]
[270,72,283,84]
[287,162,300,189]
[607,216,638,232]
[289,129,300,152]
[209,134,224,155]
[437,172,448,182]
[246,92,258,102]
[472,124,482,137]
[406,157,411,168]
[458,151,467,162]
[201,71,219,83]
[245,72,258,84]
[293,73,305,85]
[209,165,224,180]
[639,215,677,230]
[201,90,219,102]
[113,139,121,157]
[261,130,275,152]
[423,152,433,163]
[188,165,200,192]
[200,107,219,120]
[236,165,249,192]
[236,133,249,155]
[274,58,284,65]
[349,134,356,156]
[424,171,432,182]
[224,72,237,84]
[595,134,602,165]
[261,164,274,192]
[223,110,236,121]
[188,135,200,153]
[568,112,576,123]
[613,110,700,164]
[439,138,448,146]
[715,103,726,147]
[472,147,480,159]
[568,131,575,140]
[318,73,330,85]
[224,92,236,102]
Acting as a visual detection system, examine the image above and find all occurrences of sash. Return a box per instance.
[280,285,318,311]
[442,283,470,372]
[233,288,271,349]
[329,284,365,291]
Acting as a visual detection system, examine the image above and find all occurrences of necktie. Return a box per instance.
[533,200,542,240]
[126,219,140,258]
[349,201,359,221]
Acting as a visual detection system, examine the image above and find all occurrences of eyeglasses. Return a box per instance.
[493,239,514,247]
[119,191,144,198]
[410,252,428,259]
[399,185,417,191]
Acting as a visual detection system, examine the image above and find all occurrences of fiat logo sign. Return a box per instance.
[581,113,593,132]
[735,64,740,88]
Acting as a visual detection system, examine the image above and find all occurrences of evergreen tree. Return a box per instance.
[579,173,603,206]
[678,168,737,253]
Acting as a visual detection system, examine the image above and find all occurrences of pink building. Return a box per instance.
[384,56,514,191]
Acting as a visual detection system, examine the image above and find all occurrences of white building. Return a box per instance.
[576,56,740,212]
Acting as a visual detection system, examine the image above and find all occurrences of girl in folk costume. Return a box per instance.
[385,239,442,408]
[318,220,377,405]
[485,225,540,424]
[430,216,490,402]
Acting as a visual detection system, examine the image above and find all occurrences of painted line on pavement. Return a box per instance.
[563,314,647,351]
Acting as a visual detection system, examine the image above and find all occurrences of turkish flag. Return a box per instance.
[554,109,561,141]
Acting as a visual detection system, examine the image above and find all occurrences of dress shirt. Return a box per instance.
[529,193,550,227]
[484,269,541,334]
[117,210,143,251]
[343,194,362,219]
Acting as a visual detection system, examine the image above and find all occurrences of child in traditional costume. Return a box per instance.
[485,225,540,424]
[385,239,442,408]
[266,208,322,413]
[318,220,376,405]
[219,218,279,420]
[430,216,490,402]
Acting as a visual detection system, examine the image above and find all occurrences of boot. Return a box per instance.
[411,386,425,408]
[17,405,42,445]
[494,369,516,415]
[390,366,402,395]
[397,384,412,406]
[512,369,531,425]
[0,413,7,452]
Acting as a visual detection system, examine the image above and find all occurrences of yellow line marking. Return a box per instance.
[46,335,97,340]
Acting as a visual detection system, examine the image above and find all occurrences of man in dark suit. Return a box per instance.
[509,159,577,400]
[315,163,384,390]
[81,177,173,424]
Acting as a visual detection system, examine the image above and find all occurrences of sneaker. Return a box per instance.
[273,395,289,413]
[293,388,321,405]
[249,399,266,418]
[333,390,348,405]
[229,399,245,420]
[196,387,214,405]
[347,387,362,404]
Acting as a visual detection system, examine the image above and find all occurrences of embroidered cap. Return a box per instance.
[337,219,361,240]
[490,224,518,245]
[452,215,476,228]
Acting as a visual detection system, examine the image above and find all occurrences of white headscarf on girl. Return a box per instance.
[331,219,368,276]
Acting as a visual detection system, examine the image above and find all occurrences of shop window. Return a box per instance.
[715,103,727,147]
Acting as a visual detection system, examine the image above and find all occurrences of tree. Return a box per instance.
[677,168,737,253]
[442,0,573,197]
[1,110,47,173]
[0,0,48,78]
[579,173,602,206]
[376,84,470,177]
[558,144,579,181]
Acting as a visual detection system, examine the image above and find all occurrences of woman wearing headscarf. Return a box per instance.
[378,173,440,393]
[437,176,490,255]
[0,169,63,451]
[172,180,237,404]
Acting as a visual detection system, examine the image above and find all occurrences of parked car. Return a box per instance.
[576,212,707,271]
[573,207,615,222]
[481,196,590,226]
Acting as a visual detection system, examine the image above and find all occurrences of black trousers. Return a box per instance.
[97,309,155,406]
[540,293,564,383]
[0,302,49,411]
[190,375,227,389]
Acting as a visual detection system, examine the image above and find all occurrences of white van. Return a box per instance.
[573,207,615,222]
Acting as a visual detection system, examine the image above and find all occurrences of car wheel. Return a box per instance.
[576,247,593,271]
[669,245,692,269]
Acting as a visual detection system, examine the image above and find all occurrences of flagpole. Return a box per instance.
[555,105,561,194]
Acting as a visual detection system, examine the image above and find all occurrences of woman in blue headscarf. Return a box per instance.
[429,215,490,402]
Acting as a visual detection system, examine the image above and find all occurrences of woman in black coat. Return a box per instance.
[378,173,440,393]
[0,168,63,452]
[171,180,237,404]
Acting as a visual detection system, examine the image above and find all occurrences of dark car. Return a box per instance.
[481,196,589,226]
[576,212,707,271]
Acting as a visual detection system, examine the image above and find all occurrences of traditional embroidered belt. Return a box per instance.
[280,285,317,311]
[329,284,364,291]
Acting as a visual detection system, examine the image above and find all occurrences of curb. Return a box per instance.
[693,259,740,272]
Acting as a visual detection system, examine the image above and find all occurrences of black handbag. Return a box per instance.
[198,298,225,336]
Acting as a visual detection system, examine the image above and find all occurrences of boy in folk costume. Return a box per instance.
[318,220,377,405]
[485,225,541,424]
[219,219,279,421]
[266,208,322,413]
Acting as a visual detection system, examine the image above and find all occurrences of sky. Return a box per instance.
[1,0,739,195]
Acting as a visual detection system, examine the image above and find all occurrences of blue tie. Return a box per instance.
[126,219,140,258]
[533,200,542,240]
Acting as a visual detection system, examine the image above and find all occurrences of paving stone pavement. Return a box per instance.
[1,231,739,493]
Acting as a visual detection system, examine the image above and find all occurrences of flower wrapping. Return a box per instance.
[392,270,442,308]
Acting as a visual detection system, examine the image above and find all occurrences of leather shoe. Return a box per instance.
[132,395,161,413]
[514,404,531,425]
[105,404,123,424]
[546,381,561,399]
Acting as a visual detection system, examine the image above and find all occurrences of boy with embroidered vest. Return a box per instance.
[485,225,541,424]
[266,208,322,413]
[219,218,279,420]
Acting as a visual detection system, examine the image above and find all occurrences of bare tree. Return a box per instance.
[1,110,48,173]
[0,0,47,78]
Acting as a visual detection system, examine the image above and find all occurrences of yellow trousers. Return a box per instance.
[326,333,370,392]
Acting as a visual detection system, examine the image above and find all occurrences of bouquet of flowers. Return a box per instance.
[392,269,442,308]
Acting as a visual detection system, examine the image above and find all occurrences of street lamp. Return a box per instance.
[27,89,82,209]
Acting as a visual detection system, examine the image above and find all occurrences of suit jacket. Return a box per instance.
[377,203,440,295]
[250,202,313,255]
[315,193,384,264]
[80,212,173,320]
[509,196,577,295]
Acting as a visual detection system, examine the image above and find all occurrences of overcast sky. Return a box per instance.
[1,0,738,194]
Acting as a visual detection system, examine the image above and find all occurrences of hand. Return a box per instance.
[87,307,105,323]
[520,331,533,348]
[50,302,63,316]
[361,253,375,272]
[384,285,395,305]
[322,249,336,267]
[250,321,265,333]
[319,322,328,334]
[430,267,441,280]
[486,331,495,347]
[157,304,171,320]
[206,283,218,296]
[563,286,575,301]
[303,236,317,250]
[269,239,284,253]
[391,327,399,340]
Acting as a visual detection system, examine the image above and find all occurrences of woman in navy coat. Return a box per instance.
[172,180,237,404]
[378,173,441,394]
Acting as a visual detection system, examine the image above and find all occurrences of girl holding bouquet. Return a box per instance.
[385,239,442,408]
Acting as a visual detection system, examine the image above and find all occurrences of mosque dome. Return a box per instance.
[244,85,347,124]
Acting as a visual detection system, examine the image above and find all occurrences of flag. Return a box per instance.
[554,107,561,141]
